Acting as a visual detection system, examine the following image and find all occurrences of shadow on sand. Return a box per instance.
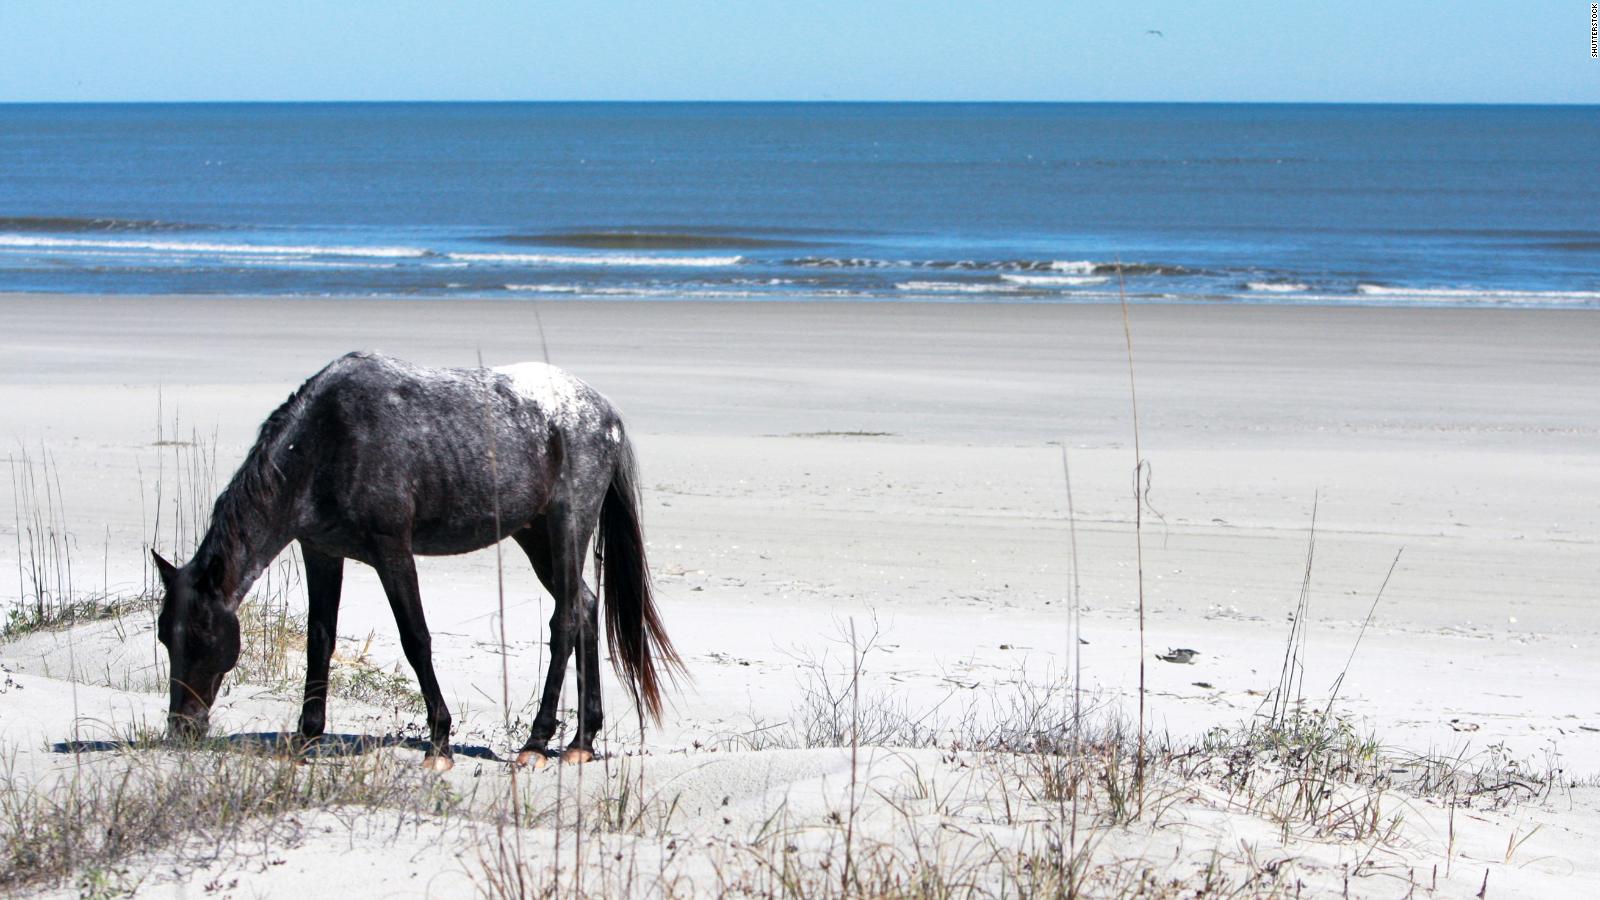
[51,732,504,762]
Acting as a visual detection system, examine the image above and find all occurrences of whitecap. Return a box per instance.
[895,280,1019,294]
[1048,260,1098,273]
[505,284,583,293]
[1356,284,1600,303]
[1001,274,1109,286]
[0,234,430,258]
[451,251,743,267]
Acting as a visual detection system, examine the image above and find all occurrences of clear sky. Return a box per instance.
[0,1,1594,103]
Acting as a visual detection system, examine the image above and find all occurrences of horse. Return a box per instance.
[150,351,680,771]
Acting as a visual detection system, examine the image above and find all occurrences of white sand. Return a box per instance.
[2,294,1598,896]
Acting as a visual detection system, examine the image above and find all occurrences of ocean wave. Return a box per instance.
[1245,281,1309,293]
[1098,262,1191,276]
[788,256,897,269]
[228,258,401,270]
[505,283,767,299]
[492,230,810,250]
[505,284,584,293]
[1000,273,1109,286]
[895,280,1021,294]
[790,256,1187,275]
[0,216,203,233]
[1355,284,1600,303]
[1046,260,1096,273]
[451,251,743,267]
[0,234,431,258]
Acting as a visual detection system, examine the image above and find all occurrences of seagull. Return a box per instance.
[1146,29,1164,38]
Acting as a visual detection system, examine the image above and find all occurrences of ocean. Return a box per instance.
[1,102,1596,307]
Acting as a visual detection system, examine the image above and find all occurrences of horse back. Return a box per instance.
[288,353,620,557]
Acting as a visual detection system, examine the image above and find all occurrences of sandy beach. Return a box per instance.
[3,293,1598,896]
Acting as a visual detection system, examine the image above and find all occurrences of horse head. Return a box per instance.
[152,550,241,741]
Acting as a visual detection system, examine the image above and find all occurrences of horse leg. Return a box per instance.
[370,539,453,771]
[557,512,605,764]
[293,544,344,756]
[512,520,602,767]
[571,590,604,762]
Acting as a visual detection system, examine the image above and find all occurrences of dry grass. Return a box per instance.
[5,448,158,642]
[470,601,1555,899]
[0,600,1573,899]
[0,740,459,896]
[329,632,427,713]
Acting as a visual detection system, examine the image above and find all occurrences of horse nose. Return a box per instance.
[168,711,209,742]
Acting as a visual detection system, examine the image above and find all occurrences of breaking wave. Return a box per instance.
[450,251,743,267]
[505,284,585,293]
[1355,284,1600,304]
[0,234,431,258]
[895,280,1022,294]
[491,230,810,250]
[792,256,1188,275]
[1000,273,1109,286]
[505,283,769,299]
[0,216,204,233]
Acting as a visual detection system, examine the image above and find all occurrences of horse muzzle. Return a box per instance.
[168,710,210,742]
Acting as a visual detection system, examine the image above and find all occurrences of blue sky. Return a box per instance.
[0,1,1593,103]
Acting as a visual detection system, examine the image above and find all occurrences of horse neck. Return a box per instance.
[192,478,296,609]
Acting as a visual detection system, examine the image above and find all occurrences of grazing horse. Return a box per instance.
[150,351,679,770]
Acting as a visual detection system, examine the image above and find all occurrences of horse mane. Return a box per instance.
[194,361,330,589]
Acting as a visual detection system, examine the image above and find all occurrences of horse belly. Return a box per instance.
[406,477,547,555]
[409,517,528,556]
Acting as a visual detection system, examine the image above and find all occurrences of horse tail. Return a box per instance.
[598,433,682,723]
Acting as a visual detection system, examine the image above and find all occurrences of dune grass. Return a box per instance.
[0,739,458,896]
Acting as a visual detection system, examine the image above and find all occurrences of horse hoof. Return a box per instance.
[562,748,595,765]
[422,755,454,772]
[514,750,552,770]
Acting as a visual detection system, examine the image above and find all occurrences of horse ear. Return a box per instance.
[151,550,178,587]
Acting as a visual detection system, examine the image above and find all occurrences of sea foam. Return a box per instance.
[450,252,743,267]
[1048,260,1097,273]
[1001,274,1109,286]
[895,280,1020,294]
[0,234,430,258]
[1356,284,1600,304]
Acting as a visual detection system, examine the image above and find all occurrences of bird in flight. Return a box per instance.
[1146,29,1164,38]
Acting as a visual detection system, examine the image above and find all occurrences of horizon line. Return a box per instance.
[1,98,1596,107]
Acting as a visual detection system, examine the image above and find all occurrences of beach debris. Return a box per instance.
[1157,648,1200,664]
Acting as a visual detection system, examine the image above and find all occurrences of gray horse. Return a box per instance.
[151,351,679,770]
